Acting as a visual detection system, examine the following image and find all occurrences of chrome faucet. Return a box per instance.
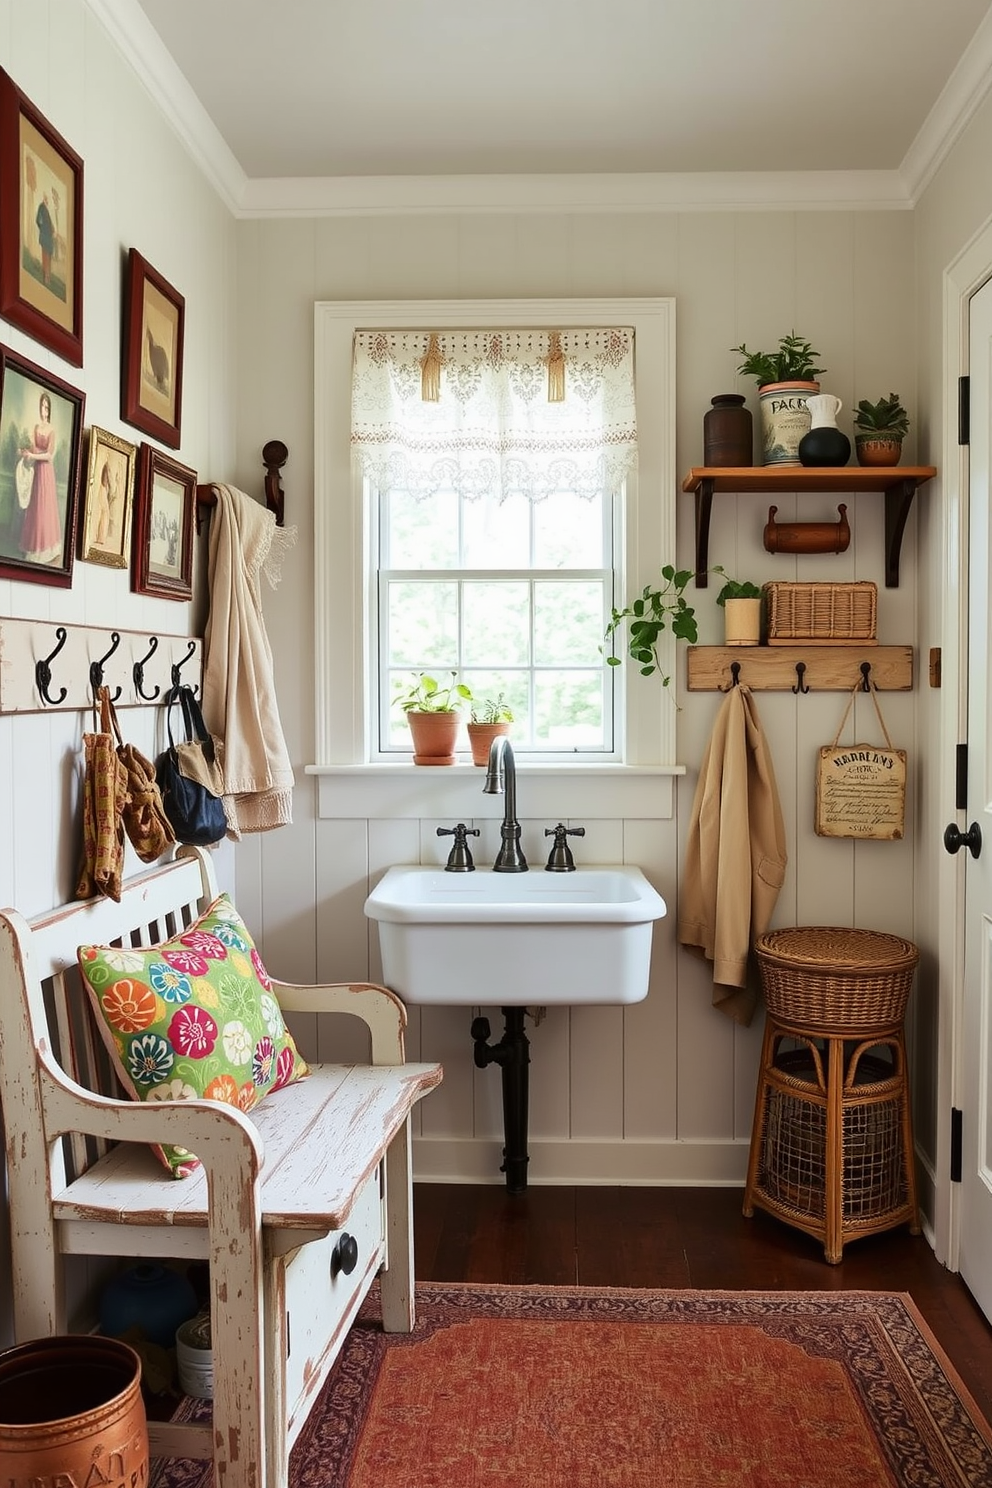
[483,735,528,872]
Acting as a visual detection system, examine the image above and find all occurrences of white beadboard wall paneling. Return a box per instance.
[622,816,679,1142]
[313,769,677,822]
[420,1005,476,1149]
[521,1004,571,1144]
[313,816,372,1065]
[568,816,626,1141]
[412,1138,749,1186]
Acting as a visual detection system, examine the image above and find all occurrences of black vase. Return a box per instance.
[798,425,851,467]
[703,394,753,467]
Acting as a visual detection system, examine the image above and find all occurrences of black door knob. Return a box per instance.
[331,1232,359,1277]
[943,821,982,859]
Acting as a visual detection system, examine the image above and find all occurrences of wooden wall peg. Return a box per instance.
[763,503,850,555]
[262,439,287,527]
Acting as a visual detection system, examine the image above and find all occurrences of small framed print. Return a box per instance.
[122,248,185,449]
[0,342,84,586]
[133,443,195,601]
[0,67,84,366]
[80,427,136,568]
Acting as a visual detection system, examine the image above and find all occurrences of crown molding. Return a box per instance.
[89,0,987,218]
[84,0,247,212]
[900,7,992,203]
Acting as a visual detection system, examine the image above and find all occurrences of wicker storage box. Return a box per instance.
[755,926,918,1032]
[763,581,877,645]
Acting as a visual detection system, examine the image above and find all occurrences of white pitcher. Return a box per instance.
[806,393,843,429]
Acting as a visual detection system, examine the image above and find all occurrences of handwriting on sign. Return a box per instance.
[815,746,907,840]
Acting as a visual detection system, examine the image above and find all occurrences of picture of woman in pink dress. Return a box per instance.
[19,393,62,565]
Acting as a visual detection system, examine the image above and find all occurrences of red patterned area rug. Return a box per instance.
[151,1284,992,1487]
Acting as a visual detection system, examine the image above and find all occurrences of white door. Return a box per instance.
[958,274,992,1322]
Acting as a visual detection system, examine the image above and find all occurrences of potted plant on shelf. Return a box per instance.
[466,695,514,767]
[715,571,763,647]
[853,393,909,467]
[604,563,698,694]
[732,332,826,467]
[393,672,472,765]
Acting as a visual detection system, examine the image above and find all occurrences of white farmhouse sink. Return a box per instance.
[364,866,667,1006]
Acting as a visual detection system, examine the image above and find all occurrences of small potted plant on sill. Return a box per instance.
[393,671,472,765]
[715,571,763,647]
[853,392,909,467]
[732,332,826,467]
[604,563,698,695]
[466,695,514,767]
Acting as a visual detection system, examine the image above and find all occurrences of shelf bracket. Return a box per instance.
[884,479,917,588]
[693,478,715,587]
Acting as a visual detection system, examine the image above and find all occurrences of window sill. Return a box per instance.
[307,762,684,821]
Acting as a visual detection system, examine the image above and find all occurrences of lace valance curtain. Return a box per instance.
[351,327,637,502]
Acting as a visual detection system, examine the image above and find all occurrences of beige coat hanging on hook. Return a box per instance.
[814,682,907,840]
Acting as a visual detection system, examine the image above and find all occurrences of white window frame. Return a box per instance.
[312,298,677,771]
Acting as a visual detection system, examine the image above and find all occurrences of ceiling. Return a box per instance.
[122,0,992,210]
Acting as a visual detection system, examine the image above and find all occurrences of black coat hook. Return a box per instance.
[792,661,810,695]
[170,639,198,696]
[133,636,160,701]
[89,632,122,700]
[860,661,872,693]
[725,660,741,690]
[35,626,68,706]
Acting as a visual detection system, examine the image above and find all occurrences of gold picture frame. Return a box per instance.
[80,427,136,569]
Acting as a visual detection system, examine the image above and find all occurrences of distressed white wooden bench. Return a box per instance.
[0,846,442,1488]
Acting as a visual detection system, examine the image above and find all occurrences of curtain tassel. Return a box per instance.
[546,331,566,403]
[420,334,444,402]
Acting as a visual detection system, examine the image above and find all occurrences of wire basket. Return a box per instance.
[763,581,877,644]
[755,926,918,1031]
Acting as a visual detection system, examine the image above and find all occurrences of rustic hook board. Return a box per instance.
[0,619,203,714]
[686,645,913,693]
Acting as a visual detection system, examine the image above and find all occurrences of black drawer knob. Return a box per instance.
[331,1232,359,1278]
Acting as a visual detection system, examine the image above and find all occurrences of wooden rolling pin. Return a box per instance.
[763,503,850,554]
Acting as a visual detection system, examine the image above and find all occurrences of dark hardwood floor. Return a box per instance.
[412,1182,992,1425]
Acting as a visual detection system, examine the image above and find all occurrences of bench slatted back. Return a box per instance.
[2,849,216,1187]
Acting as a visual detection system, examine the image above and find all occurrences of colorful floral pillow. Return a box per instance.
[77,894,310,1178]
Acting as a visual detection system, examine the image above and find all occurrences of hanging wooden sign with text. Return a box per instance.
[814,684,907,841]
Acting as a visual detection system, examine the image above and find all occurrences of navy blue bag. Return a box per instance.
[155,686,227,846]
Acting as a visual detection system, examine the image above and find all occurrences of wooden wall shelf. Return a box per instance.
[686,645,914,693]
[681,466,937,589]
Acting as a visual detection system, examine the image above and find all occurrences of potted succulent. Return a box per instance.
[604,563,698,693]
[715,571,763,647]
[393,671,472,765]
[732,332,826,467]
[466,694,514,767]
[853,393,909,467]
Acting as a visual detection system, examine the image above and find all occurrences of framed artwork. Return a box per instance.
[0,342,84,586]
[80,427,136,568]
[0,68,84,366]
[133,442,195,601]
[122,249,185,449]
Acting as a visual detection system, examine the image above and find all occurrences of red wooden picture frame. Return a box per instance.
[132,442,196,601]
[0,67,84,366]
[122,249,185,450]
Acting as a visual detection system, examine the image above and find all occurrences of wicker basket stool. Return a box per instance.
[743,926,921,1263]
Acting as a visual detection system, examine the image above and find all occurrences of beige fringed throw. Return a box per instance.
[202,484,296,838]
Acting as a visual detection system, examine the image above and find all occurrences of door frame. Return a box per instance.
[935,223,992,1267]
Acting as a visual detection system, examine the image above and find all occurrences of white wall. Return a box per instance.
[0,0,238,1342]
[231,208,924,1189]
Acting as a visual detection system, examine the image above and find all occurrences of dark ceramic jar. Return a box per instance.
[98,1262,199,1348]
[703,394,753,467]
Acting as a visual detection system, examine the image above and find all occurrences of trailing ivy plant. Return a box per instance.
[604,564,699,690]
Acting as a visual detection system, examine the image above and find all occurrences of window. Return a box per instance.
[313,299,676,770]
[353,327,636,758]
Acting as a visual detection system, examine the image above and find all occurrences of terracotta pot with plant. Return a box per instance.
[733,332,826,467]
[466,695,514,766]
[394,672,472,765]
[853,393,909,467]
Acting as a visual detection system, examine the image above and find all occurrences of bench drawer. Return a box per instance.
[283,1166,384,1423]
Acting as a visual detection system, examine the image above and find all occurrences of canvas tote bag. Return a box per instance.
[815,680,907,841]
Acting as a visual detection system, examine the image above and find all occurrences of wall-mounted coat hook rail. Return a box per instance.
[687,645,913,693]
[0,620,204,714]
[196,441,289,533]
[34,627,69,706]
[133,637,160,701]
[89,632,122,700]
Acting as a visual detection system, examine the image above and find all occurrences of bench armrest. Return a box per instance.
[271,980,408,1062]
